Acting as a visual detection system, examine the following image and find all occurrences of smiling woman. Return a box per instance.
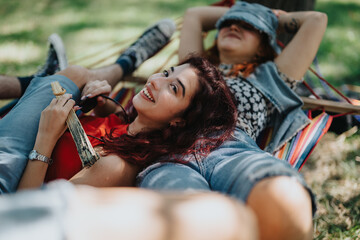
[132,64,199,129]
[0,56,236,193]
[100,56,237,170]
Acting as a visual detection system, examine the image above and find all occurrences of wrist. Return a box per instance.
[34,134,57,158]
[28,149,53,165]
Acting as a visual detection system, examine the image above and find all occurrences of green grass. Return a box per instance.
[0,0,359,239]
[315,0,360,87]
[0,0,215,76]
[303,128,360,239]
[1,0,359,87]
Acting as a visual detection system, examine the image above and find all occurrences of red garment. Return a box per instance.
[45,114,128,182]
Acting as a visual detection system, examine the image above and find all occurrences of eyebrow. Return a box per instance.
[170,66,186,97]
[177,78,186,97]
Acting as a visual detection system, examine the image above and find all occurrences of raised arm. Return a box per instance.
[179,6,229,62]
[274,11,328,80]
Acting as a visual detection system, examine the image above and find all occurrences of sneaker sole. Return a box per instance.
[147,18,176,38]
[48,33,68,70]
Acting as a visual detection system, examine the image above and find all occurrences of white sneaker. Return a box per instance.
[34,33,68,77]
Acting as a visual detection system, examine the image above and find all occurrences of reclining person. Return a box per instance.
[137,2,328,240]
[0,55,236,193]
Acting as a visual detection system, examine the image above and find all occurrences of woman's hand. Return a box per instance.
[81,80,118,117]
[36,94,75,151]
[272,9,287,19]
[17,94,76,191]
[81,80,112,107]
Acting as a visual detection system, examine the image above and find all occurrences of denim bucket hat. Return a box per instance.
[215,1,281,53]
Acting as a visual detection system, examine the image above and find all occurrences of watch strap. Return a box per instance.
[29,150,53,165]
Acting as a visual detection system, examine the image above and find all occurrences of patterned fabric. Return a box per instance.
[219,63,300,140]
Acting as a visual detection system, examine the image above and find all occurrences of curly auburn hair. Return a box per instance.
[102,56,237,168]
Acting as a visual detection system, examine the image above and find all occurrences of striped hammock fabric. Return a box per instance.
[351,98,360,122]
[273,111,333,171]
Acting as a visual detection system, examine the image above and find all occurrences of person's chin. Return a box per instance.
[219,44,240,53]
[219,40,240,50]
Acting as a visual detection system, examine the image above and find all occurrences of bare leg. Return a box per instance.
[0,181,258,239]
[67,187,259,240]
[0,34,67,100]
[0,64,123,100]
[54,65,123,90]
[247,176,313,240]
[0,19,175,100]
[79,18,177,89]
[168,192,258,240]
[88,64,124,88]
[0,75,22,99]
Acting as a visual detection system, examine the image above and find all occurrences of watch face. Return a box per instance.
[29,150,37,160]
[28,150,51,165]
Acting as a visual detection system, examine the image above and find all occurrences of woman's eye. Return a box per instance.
[170,83,178,94]
[221,22,231,29]
[163,70,169,77]
[244,26,252,30]
[241,23,255,31]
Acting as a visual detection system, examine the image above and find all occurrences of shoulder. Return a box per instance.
[250,61,280,81]
[70,154,139,187]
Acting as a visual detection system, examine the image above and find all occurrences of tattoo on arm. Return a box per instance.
[284,18,299,34]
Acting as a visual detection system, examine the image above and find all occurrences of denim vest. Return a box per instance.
[245,61,311,153]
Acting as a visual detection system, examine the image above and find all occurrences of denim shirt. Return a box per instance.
[246,61,311,153]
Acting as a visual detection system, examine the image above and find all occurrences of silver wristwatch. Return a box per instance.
[28,150,53,165]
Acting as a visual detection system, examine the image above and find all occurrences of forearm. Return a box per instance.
[277,11,327,36]
[179,6,228,61]
[17,134,57,190]
[183,6,228,32]
[274,11,327,80]
[18,94,75,190]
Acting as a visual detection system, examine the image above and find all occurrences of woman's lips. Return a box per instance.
[224,32,241,39]
[141,86,155,103]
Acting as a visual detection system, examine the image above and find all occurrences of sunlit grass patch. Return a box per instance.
[0,42,41,63]
[303,128,360,239]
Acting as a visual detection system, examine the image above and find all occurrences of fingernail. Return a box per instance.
[86,94,92,98]
[81,95,86,101]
